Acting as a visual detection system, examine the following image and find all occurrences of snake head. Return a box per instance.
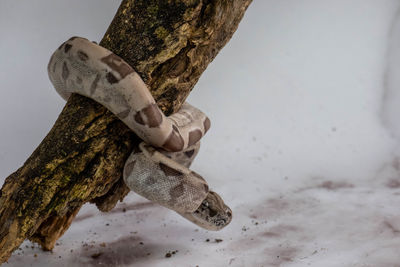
[178,191,232,231]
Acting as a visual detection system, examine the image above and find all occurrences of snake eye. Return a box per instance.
[208,208,217,217]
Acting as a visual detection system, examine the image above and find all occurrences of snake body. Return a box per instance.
[48,37,232,230]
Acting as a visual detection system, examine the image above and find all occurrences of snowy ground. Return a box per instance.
[1,1,400,266]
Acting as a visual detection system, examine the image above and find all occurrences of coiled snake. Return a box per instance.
[47,37,232,230]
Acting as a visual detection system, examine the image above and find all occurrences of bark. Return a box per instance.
[0,0,252,263]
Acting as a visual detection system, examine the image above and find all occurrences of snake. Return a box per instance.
[47,37,232,230]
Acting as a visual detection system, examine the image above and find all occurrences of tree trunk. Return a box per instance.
[0,0,252,263]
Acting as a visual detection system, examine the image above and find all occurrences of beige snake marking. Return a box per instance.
[48,37,231,230]
[49,37,209,152]
[124,143,208,213]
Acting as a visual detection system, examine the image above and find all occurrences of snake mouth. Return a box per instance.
[209,211,233,230]
[206,205,233,230]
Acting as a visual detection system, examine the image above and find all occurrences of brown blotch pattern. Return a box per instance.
[204,117,211,132]
[184,149,195,158]
[169,183,185,198]
[159,163,182,176]
[100,53,134,79]
[64,44,72,53]
[188,129,202,146]
[134,112,145,125]
[57,43,64,51]
[192,172,207,183]
[134,104,163,127]
[62,62,69,80]
[117,109,131,119]
[90,74,101,95]
[162,130,184,152]
[142,104,163,127]
[77,50,89,61]
[124,160,136,178]
[106,72,119,84]
[204,183,209,192]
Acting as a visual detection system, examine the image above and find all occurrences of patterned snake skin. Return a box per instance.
[47,37,232,230]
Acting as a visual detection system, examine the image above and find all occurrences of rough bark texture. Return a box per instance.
[0,0,252,263]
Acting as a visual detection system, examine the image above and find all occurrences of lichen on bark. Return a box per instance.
[0,0,252,263]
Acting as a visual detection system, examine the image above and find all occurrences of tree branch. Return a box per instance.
[0,0,252,263]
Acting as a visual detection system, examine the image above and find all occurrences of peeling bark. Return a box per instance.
[0,0,252,263]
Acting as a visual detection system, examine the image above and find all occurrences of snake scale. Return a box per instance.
[47,37,232,230]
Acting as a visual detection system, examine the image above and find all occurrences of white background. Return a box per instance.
[1,1,400,266]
